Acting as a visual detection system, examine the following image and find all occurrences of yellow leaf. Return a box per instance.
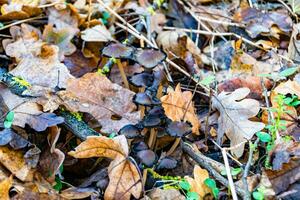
[161,84,200,134]
[0,176,13,200]
[185,165,211,199]
[68,135,128,159]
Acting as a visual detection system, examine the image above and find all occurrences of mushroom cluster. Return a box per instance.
[101,42,193,170]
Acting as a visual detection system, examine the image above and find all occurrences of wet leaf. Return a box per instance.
[161,84,200,134]
[212,87,265,158]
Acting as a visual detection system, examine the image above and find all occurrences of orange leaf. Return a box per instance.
[0,176,13,200]
[161,84,200,134]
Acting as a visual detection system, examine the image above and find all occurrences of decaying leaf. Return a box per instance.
[0,146,34,181]
[69,135,142,200]
[212,87,265,157]
[60,187,97,199]
[81,24,113,42]
[184,165,211,198]
[56,73,141,133]
[0,176,12,200]
[274,79,300,97]
[4,24,74,89]
[0,87,64,131]
[161,84,200,134]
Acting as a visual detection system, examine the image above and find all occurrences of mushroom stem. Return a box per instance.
[142,168,147,188]
[139,87,145,118]
[148,128,157,149]
[157,84,163,98]
[166,138,181,156]
[116,59,130,89]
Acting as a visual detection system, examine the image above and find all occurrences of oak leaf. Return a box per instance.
[184,165,211,198]
[212,87,265,157]
[56,73,141,133]
[68,135,142,200]
[161,84,200,134]
[0,176,13,200]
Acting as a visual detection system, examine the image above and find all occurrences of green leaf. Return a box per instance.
[252,191,264,200]
[212,187,219,199]
[4,121,13,129]
[204,178,216,188]
[5,111,14,122]
[53,176,63,191]
[256,132,271,143]
[279,67,298,77]
[186,191,199,200]
[200,75,215,86]
[179,180,191,191]
[231,168,242,176]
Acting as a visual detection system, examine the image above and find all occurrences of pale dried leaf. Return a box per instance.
[104,156,142,200]
[212,87,265,157]
[274,80,300,97]
[81,24,113,42]
[68,135,128,159]
[161,84,200,134]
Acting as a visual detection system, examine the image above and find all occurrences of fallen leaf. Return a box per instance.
[234,8,292,38]
[0,86,64,131]
[185,165,211,198]
[4,24,74,89]
[43,24,77,57]
[56,72,141,133]
[104,156,141,200]
[60,187,97,199]
[68,135,128,159]
[274,79,300,97]
[161,84,200,134]
[0,176,12,200]
[212,87,265,157]
[0,146,34,181]
[0,3,41,21]
[148,188,185,200]
[81,24,113,42]
[68,135,142,200]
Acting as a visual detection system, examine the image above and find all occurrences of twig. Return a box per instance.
[0,16,45,31]
[221,148,238,200]
[242,138,259,200]
[182,142,246,198]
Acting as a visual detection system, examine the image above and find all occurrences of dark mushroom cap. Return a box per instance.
[132,141,149,152]
[128,72,154,87]
[133,92,161,106]
[147,106,165,116]
[137,149,156,167]
[118,124,142,139]
[156,157,177,170]
[134,48,167,69]
[101,42,134,59]
[142,114,163,128]
[166,121,192,137]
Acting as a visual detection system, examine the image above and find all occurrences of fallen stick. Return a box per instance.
[182,141,247,198]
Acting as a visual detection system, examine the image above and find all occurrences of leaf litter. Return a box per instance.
[0,0,299,199]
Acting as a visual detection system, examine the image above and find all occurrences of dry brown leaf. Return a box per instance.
[68,135,142,200]
[0,176,13,200]
[4,24,74,89]
[68,135,128,159]
[0,86,64,131]
[60,187,96,199]
[161,84,200,134]
[0,146,34,182]
[212,87,265,157]
[56,72,141,133]
[0,3,41,21]
[185,165,211,198]
[105,156,142,200]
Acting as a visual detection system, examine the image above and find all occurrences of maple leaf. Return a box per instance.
[0,176,13,200]
[55,72,141,133]
[68,135,142,200]
[3,24,74,89]
[161,84,200,134]
[212,87,265,158]
[184,165,211,198]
